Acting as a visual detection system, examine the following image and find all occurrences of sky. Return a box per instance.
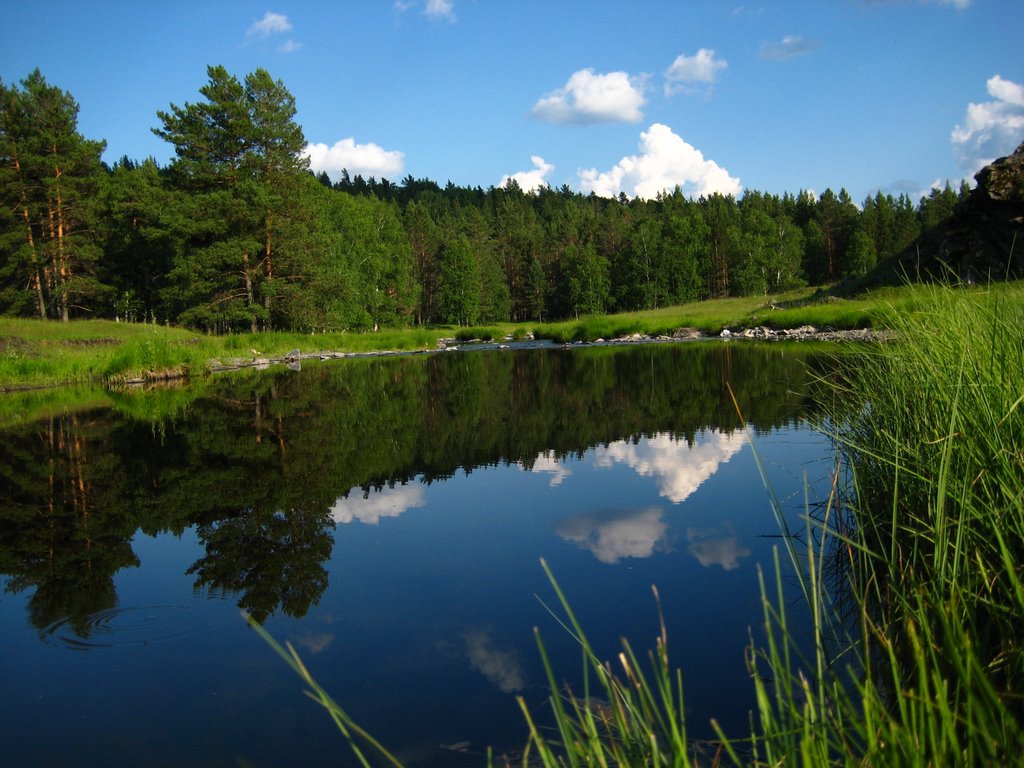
[3,1,1023,204]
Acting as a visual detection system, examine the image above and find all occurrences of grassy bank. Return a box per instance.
[0,284,951,391]
[247,281,1024,766]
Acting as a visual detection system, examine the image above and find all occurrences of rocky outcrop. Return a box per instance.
[870,141,1024,286]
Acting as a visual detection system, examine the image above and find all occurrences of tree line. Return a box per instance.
[1,66,970,332]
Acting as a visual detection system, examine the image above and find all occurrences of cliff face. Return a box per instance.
[874,141,1024,285]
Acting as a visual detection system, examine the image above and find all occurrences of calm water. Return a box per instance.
[0,343,837,767]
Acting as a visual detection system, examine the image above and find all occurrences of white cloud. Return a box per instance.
[279,39,303,54]
[395,0,455,22]
[247,11,292,38]
[686,527,751,571]
[532,69,646,125]
[579,123,742,201]
[465,629,525,693]
[304,138,406,182]
[593,430,748,503]
[951,75,1024,174]
[330,484,425,525]
[425,0,456,21]
[557,507,668,564]
[759,35,818,61]
[664,49,728,96]
[500,156,554,193]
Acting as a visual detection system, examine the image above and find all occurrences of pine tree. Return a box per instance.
[0,71,108,320]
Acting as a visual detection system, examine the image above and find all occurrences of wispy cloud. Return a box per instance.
[425,0,456,22]
[279,39,303,54]
[951,74,1024,174]
[394,0,456,23]
[465,628,525,692]
[533,68,647,125]
[579,124,742,201]
[759,35,818,61]
[664,48,728,96]
[247,11,292,38]
[500,156,554,193]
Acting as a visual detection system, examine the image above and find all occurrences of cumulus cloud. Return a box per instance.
[686,527,751,571]
[304,138,406,182]
[951,75,1024,174]
[594,430,748,503]
[465,629,525,693]
[330,484,425,525]
[247,11,292,38]
[500,156,554,193]
[532,69,646,125]
[579,123,742,201]
[557,507,668,564]
[664,48,728,96]
[759,35,818,60]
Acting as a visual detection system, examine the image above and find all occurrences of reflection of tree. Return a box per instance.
[0,414,140,638]
[188,505,334,623]
[0,344,831,636]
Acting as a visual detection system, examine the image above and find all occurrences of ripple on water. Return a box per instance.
[40,604,231,651]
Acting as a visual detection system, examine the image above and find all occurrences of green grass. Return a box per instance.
[246,280,1024,766]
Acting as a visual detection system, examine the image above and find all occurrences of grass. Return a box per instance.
[5,283,1006,390]
[245,279,1024,766]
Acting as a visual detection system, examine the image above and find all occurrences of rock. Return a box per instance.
[673,327,702,340]
[285,348,300,361]
[719,328,732,338]
[865,140,1024,285]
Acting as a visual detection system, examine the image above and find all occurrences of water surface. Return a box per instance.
[0,343,837,766]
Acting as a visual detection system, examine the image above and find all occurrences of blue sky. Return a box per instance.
[3,1,1022,203]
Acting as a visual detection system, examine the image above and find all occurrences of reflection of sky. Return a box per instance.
[557,507,668,564]
[330,484,426,525]
[464,628,525,693]
[686,527,751,571]
[593,431,748,503]
[522,450,572,486]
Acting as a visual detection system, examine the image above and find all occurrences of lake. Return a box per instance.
[0,342,839,767]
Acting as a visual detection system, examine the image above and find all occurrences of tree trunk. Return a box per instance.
[242,252,257,333]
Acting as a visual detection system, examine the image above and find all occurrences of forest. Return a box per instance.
[0,66,969,333]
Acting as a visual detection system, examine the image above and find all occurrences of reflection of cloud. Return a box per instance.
[594,431,747,503]
[557,507,668,564]
[330,484,426,525]
[293,632,336,654]
[465,629,525,693]
[686,527,751,571]
[522,451,572,487]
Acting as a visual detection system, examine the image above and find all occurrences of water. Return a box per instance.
[0,343,838,766]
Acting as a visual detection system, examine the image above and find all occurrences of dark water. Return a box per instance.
[0,343,837,767]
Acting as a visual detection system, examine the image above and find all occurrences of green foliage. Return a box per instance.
[0,66,993,334]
